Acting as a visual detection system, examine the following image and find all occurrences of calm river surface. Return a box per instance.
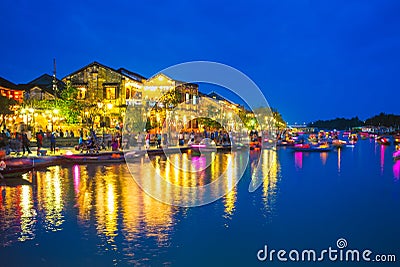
[1,139,399,266]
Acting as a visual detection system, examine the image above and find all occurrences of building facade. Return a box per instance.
[22,74,65,101]
[62,61,199,131]
[0,77,24,103]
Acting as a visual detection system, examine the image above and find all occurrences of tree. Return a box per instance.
[0,95,17,128]
[27,85,83,125]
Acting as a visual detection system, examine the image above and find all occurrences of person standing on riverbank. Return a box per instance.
[145,132,150,149]
[50,132,56,153]
[36,131,43,156]
[22,132,32,155]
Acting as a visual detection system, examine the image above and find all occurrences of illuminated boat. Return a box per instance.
[276,139,295,146]
[343,131,351,137]
[308,134,318,143]
[190,139,217,154]
[292,143,333,152]
[332,139,347,148]
[393,150,400,161]
[394,134,400,144]
[376,136,391,146]
[360,132,369,140]
[349,134,358,142]
[63,152,126,164]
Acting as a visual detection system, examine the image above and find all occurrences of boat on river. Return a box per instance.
[393,150,400,161]
[376,136,391,146]
[0,156,61,178]
[292,143,333,152]
[190,139,217,153]
[393,134,400,144]
[332,139,347,148]
[62,152,126,164]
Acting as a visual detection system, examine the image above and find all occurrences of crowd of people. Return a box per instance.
[125,129,239,150]
[0,125,249,156]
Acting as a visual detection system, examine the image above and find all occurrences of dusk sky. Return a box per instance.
[1,0,399,124]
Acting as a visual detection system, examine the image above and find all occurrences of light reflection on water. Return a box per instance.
[0,150,276,265]
[0,140,399,266]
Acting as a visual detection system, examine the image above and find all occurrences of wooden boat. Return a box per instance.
[145,146,190,155]
[62,152,126,164]
[32,156,63,168]
[0,165,33,178]
[0,156,60,178]
[292,143,333,152]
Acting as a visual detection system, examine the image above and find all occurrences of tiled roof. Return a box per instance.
[0,77,19,90]
[117,68,147,82]
[19,73,66,96]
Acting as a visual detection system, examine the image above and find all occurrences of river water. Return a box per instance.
[0,139,399,266]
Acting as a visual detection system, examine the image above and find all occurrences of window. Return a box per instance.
[126,88,130,99]
[105,87,116,100]
[77,87,86,99]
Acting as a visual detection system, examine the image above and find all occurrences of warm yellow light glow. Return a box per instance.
[19,185,35,242]
[224,154,236,216]
[53,109,59,115]
[107,103,113,110]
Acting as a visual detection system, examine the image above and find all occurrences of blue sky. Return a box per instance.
[1,0,399,123]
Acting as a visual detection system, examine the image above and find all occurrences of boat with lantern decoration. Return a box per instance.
[394,134,400,144]
[62,151,126,164]
[376,136,391,146]
[394,150,400,161]
[292,143,333,152]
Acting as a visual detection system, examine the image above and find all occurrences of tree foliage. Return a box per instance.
[0,95,17,128]
[26,85,83,124]
[365,113,400,127]
[308,113,400,130]
[309,117,363,130]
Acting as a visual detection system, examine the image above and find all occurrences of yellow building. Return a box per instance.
[62,62,198,130]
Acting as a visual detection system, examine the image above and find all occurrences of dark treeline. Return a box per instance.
[365,113,400,127]
[309,117,363,130]
[308,113,400,130]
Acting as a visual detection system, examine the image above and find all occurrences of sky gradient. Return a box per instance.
[1,0,399,123]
